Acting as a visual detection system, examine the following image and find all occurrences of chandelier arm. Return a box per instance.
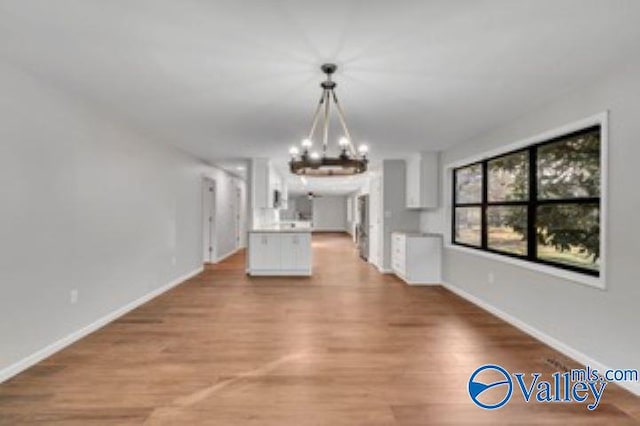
[332,90,358,157]
[322,89,330,155]
[307,91,326,141]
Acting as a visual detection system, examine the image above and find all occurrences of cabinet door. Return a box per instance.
[294,233,312,270]
[406,153,439,209]
[280,233,311,270]
[265,234,281,269]
[250,233,280,270]
[406,156,420,208]
[279,234,297,270]
[421,152,439,209]
[249,234,266,270]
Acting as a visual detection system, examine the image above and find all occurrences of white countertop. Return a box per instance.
[250,227,312,233]
[392,231,443,238]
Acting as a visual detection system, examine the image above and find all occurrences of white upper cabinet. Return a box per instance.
[405,151,439,209]
[252,159,287,210]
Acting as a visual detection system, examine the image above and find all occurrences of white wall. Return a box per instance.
[368,173,383,268]
[279,197,297,221]
[312,196,347,232]
[295,196,313,219]
[0,63,244,379]
[346,194,357,237]
[422,61,640,391]
[235,179,248,249]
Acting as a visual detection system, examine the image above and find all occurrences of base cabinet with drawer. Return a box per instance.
[248,232,312,276]
[391,232,441,284]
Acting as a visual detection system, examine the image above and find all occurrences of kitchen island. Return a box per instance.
[247,227,312,276]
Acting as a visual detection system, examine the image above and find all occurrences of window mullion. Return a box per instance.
[481,160,488,250]
[451,167,457,243]
[528,146,537,261]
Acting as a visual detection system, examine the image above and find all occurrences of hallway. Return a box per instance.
[0,234,638,425]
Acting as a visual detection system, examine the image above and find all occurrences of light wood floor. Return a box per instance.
[1,233,638,425]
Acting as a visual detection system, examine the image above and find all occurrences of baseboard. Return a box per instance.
[441,281,640,396]
[391,269,440,285]
[248,269,312,277]
[368,259,388,274]
[404,279,441,286]
[0,266,203,384]
[215,247,242,263]
[376,265,393,274]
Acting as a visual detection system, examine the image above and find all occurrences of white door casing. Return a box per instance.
[202,178,216,263]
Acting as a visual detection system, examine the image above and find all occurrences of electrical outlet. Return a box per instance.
[171,255,177,265]
[70,289,79,304]
[488,272,495,284]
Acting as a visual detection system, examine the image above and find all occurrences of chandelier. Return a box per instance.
[288,63,369,176]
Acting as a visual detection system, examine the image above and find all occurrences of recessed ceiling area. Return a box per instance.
[2,0,640,189]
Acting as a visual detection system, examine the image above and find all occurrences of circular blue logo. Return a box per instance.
[468,364,513,409]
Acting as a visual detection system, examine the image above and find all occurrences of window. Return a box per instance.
[454,163,482,246]
[452,125,601,277]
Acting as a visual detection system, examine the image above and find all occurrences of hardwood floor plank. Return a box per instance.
[0,233,638,425]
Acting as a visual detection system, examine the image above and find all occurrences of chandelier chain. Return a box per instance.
[322,89,330,154]
[332,90,357,157]
[307,91,325,141]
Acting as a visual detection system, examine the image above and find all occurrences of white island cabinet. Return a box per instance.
[248,231,312,276]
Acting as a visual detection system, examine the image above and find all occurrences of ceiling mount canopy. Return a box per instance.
[289,63,369,177]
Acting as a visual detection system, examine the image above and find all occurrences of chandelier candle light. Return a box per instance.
[289,63,369,176]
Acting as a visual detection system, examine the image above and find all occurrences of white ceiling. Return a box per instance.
[213,158,249,180]
[2,0,639,193]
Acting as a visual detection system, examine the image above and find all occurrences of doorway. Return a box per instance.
[203,178,216,263]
